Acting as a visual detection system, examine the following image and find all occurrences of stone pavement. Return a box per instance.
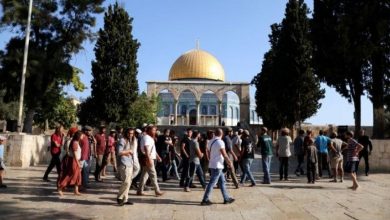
[0,156,389,220]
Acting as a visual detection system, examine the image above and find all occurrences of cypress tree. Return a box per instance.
[88,2,140,125]
[252,0,324,129]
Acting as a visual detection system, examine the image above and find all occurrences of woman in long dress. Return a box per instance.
[58,131,83,196]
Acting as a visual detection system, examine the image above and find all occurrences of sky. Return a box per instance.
[0,0,373,126]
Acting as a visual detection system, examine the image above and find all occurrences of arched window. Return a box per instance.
[181,105,187,115]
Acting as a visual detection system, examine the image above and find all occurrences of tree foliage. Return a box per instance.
[0,0,103,133]
[83,2,140,126]
[252,0,324,130]
[34,94,78,129]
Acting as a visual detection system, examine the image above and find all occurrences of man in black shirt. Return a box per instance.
[179,128,192,187]
[357,129,373,176]
[156,129,172,181]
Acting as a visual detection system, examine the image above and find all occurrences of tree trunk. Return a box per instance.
[352,94,361,136]
[22,109,35,133]
[371,51,385,139]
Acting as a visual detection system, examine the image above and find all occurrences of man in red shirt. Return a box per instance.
[80,126,95,188]
[43,125,64,182]
[94,125,106,182]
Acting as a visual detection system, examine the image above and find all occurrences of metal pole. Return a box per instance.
[17,0,33,132]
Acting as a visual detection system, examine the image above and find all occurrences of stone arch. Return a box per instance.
[223,91,240,126]
[177,89,197,125]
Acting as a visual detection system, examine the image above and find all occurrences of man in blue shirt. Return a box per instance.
[0,136,7,188]
[315,130,331,178]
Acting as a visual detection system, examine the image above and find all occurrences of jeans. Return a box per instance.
[167,159,180,180]
[317,152,331,177]
[185,162,206,188]
[295,154,305,174]
[262,155,272,183]
[358,151,369,175]
[279,157,289,179]
[240,158,256,184]
[202,168,230,202]
[43,153,61,180]
[307,161,316,183]
[180,158,190,186]
[81,159,91,187]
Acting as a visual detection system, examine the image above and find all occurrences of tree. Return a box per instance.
[34,94,78,129]
[88,2,140,125]
[363,1,390,138]
[123,93,159,128]
[0,0,103,133]
[252,0,324,130]
[312,0,372,134]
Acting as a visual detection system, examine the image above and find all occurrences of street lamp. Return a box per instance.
[17,0,33,132]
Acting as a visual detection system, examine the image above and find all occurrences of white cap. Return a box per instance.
[0,136,7,141]
[136,129,142,134]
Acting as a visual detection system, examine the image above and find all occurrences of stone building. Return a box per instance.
[147,47,261,126]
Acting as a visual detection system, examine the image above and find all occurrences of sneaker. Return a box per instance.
[0,184,7,188]
[126,200,134,205]
[201,200,213,206]
[224,198,235,204]
[184,187,191,192]
[249,183,256,187]
[261,181,271,185]
[189,184,197,188]
[329,179,337,183]
[340,179,344,183]
[43,178,50,182]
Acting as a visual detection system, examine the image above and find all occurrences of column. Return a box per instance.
[218,100,223,126]
[174,100,178,126]
[196,101,200,126]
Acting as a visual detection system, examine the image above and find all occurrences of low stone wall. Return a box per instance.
[2,133,51,168]
[1,133,389,171]
[365,140,390,172]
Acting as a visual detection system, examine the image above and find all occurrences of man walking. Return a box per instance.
[328,131,346,182]
[43,125,64,182]
[294,130,305,176]
[137,125,164,197]
[315,130,331,178]
[94,125,106,182]
[201,128,235,205]
[179,128,192,187]
[223,127,239,188]
[257,127,273,184]
[344,131,363,190]
[357,129,373,176]
[80,126,95,188]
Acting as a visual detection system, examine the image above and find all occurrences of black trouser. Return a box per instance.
[307,161,316,183]
[295,154,305,175]
[358,151,369,175]
[317,152,331,177]
[179,158,189,186]
[43,153,61,180]
[279,157,289,179]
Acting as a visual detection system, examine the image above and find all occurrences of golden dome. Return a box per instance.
[169,49,225,81]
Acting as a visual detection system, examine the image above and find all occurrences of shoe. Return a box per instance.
[284,178,289,181]
[155,191,164,197]
[261,181,271,184]
[189,184,197,188]
[329,179,337,183]
[136,192,146,196]
[0,184,7,188]
[235,184,239,189]
[365,172,369,176]
[249,183,256,187]
[295,171,300,176]
[126,200,134,205]
[43,178,50,182]
[117,198,125,206]
[184,187,191,192]
[201,200,213,206]
[340,179,344,183]
[224,198,235,204]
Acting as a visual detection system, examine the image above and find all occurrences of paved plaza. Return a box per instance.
[0,156,389,220]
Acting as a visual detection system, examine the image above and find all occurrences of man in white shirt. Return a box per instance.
[201,128,235,205]
[137,125,164,197]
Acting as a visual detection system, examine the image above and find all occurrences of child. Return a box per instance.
[0,136,7,188]
[306,138,318,184]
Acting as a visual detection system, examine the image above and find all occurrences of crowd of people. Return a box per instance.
[0,124,374,205]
